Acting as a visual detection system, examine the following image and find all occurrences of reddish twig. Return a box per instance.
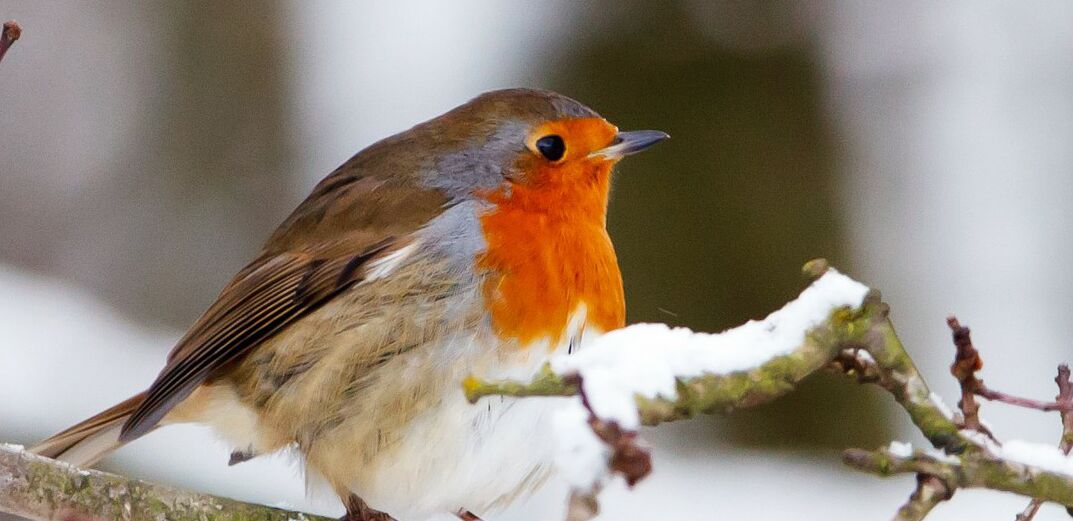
[976,388,1073,412]
[1016,499,1043,521]
[0,20,21,66]
[895,474,954,521]
[572,375,653,488]
[1016,364,1073,521]
[948,316,994,438]
[1056,365,1073,451]
[948,316,1073,415]
[556,376,652,521]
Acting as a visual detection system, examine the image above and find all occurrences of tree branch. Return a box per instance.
[0,443,333,521]
[844,445,1073,507]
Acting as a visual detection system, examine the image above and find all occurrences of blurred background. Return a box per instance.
[1,1,1072,519]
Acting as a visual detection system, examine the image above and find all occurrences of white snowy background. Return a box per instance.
[2,1,1073,520]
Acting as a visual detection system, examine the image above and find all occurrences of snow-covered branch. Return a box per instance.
[844,441,1073,518]
[0,443,332,521]
[466,261,876,426]
[466,260,1073,521]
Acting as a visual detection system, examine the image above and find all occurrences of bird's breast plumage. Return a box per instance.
[476,162,626,347]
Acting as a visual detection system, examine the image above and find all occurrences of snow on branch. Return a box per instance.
[466,261,874,424]
[465,259,1073,521]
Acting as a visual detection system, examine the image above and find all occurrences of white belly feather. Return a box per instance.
[353,305,594,519]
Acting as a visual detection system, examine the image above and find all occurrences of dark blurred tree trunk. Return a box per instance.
[58,2,294,328]
[550,1,893,448]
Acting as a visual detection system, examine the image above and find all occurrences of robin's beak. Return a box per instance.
[589,130,670,160]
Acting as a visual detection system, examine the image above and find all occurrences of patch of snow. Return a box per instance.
[887,440,960,465]
[552,402,611,489]
[926,448,962,465]
[552,270,870,428]
[929,392,956,420]
[999,440,1073,476]
[855,349,876,365]
[959,429,1002,453]
[888,441,913,458]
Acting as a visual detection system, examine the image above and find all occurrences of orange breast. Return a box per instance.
[476,160,625,346]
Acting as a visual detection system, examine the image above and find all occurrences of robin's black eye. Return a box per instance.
[535,135,566,161]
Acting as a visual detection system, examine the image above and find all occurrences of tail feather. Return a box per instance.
[31,391,148,467]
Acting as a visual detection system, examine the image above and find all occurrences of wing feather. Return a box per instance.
[120,241,395,440]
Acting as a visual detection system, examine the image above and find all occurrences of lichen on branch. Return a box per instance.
[0,443,332,521]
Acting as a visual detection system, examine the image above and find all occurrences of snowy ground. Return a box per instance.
[0,264,1067,520]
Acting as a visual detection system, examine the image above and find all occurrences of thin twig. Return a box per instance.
[1016,500,1043,521]
[0,20,21,66]
[895,475,953,521]
[576,375,652,487]
[948,316,994,438]
[948,316,1073,414]
[977,387,1073,412]
[1055,364,1073,452]
[1016,364,1073,521]
[557,377,653,521]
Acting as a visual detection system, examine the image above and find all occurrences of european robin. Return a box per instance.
[32,88,668,521]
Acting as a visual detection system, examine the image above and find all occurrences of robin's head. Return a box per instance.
[413,88,668,214]
[388,90,664,343]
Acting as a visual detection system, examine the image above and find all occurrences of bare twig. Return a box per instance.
[895,475,953,521]
[1017,498,1044,521]
[947,316,994,438]
[559,378,653,520]
[0,20,21,66]
[1016,364,1073,521]
[1056,365,1073,452]
[949,316,1073,414]
[0,443,332,521]
[575,379,652,488]
[976,389,1073,412]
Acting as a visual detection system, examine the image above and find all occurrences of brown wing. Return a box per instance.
[120,242,392,440]
[120,166,449,441]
